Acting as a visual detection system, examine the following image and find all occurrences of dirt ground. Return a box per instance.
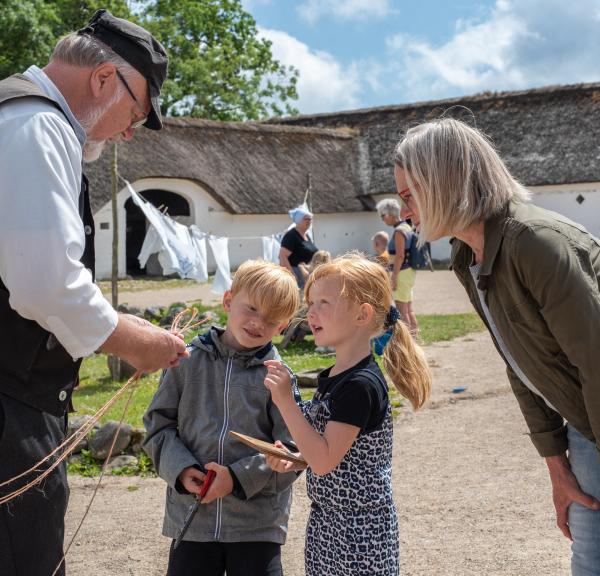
[68,275,572,575]
[113,270,474,315]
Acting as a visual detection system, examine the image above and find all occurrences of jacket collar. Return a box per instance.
[479,202,511,278]
[450,202,511,280]
[191,326,276,367]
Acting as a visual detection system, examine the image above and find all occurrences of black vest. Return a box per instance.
[0,74,96,416]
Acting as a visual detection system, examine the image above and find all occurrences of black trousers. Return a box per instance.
[0,393,69,576]
[167,540,283,576]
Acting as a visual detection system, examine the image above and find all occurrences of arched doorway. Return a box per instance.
[124,189,191,276]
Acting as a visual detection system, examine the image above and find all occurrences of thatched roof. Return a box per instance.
[87,82,600,215]
[86,118,368,214]
[269,82,600,195]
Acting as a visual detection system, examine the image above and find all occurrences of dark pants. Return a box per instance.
[0,393,69,576]
[167,540,283,576]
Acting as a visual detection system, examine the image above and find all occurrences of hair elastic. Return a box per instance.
[384,305,400,329]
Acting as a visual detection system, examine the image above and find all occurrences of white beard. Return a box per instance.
[79,86,123,164]
[83,139,107,163]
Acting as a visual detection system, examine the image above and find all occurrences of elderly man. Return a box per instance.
[0,10,188,575]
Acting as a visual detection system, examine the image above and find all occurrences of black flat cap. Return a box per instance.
[78,9,168,130]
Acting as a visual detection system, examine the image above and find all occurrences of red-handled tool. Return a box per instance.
[173,469,216,549]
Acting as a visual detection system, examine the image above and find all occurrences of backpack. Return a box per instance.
[407,231,432,270]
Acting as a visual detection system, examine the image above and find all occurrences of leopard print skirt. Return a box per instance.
[301,370,399,575]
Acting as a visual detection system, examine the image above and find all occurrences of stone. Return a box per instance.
[129,427,146,454]
[117,304,143,317]
[89,421,133,461]
[295,369,323,388]
[107,355,137,381]
[144,306,164,323]
[106,454,138,471]
[67,414,97,454]
[199,310,218,323]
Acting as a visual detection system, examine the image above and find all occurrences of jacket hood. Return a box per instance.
[189,326,278,368]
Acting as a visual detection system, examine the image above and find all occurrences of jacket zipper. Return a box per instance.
[214,356,233,540]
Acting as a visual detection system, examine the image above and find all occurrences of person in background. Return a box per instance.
[375,198,418,336]
[395,117,600,576]
[372,230,391,269]
[306,249,331,273]
[144,260,301,576]
[0,11,187,575]
[279,206,318,288]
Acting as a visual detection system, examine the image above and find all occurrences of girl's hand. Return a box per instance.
[264,359,294,407]
[266,440,307,473]
[200,462,233,504]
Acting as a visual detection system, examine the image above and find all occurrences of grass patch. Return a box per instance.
[418,313,484,344]
[77,355,161,428]
[74,311,483,426]
[71,311,483,474]
[97,277,202,294]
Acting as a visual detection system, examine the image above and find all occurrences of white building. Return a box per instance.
[86,82,600,279]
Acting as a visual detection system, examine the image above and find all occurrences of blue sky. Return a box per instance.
[242,0,600,115]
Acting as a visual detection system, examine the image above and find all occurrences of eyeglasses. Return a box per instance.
[397,187,413,205]
[115,69,147,130]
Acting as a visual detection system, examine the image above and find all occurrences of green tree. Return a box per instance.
[0,1,59,79]
[0,1,133,79]
[0,0,297,121]
[142,0,298,120]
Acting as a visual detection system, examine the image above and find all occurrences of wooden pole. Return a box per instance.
[109,142,121,379]
[111,142,119,308]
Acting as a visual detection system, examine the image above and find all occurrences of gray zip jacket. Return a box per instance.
[143,326,300,544]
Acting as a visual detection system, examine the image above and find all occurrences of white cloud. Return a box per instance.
[259,27,363,114]
[385,0,600,102]
[298,0,392,24]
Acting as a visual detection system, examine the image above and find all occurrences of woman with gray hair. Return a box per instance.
[394,117,600,576]
[375,197,418,335]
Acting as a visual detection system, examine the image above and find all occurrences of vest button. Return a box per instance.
[58,390,67,402]
[84,225,92,235]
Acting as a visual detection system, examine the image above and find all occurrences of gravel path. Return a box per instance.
[112,270,474,315]
[64,330,571,575]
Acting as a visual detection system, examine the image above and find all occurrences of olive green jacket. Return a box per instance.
[451,201,600,458]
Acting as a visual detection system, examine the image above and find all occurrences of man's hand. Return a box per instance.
[99,313,188,373]
[201,462,233,504]
[545,453,600,540]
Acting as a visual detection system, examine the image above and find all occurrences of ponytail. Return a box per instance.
[383,319,431,410]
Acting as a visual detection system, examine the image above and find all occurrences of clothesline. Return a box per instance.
[119,175,290,242]
[123,181,302,294]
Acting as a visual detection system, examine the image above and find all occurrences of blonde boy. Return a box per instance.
[372,230,391,268]
[144,260,300,576]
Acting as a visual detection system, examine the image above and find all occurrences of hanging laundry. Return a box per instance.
[129,184,203,280]
[207,236,232,295]
[261,235,281,264]
[189,225,208,282]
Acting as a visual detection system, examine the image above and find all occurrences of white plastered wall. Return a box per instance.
[93,180,600,280]
[94,178,386,279]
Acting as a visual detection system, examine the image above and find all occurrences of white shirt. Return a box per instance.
[0,66,118,359]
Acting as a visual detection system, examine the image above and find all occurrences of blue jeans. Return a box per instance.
[568,424,600,576]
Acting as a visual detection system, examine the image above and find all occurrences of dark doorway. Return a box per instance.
[125,189,191,276]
